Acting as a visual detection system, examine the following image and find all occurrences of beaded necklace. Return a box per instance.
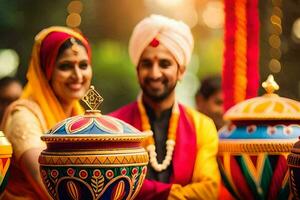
[137,95,179,172]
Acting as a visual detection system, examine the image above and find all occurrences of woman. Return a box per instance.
[1,26,92,199]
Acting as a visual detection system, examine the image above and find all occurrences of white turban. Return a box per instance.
[129,14,194,68]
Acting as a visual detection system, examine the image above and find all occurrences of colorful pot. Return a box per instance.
[218,75,300,200]
[0,131,12,195]
[287,137,300,199]
[39,112,150,200]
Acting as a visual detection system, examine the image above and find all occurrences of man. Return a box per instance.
[110,15,220,200]
[195,75,225,130]
[0,76,23,122]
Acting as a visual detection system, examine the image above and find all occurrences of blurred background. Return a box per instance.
[0,0,299,113]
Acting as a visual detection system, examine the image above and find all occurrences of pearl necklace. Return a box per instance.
[137,96,179,172]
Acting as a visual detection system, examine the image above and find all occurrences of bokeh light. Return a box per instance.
[292,18,300,42]
[144,0,198,28]
[174,8,198,28]
[0,49,19,78]
[268,34,281,48]
[272,23,282,35]
[202,1,224,29]
[155,0,184,8]
[269,48,281,59]
[268,58,281,73]
[66,13,81,28]
[272,0,282,7]
[272,6,282,18]
[268,0,282,75]
[270,15,281,26]
[67,1,83,14]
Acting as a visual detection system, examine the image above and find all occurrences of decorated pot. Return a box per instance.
[218,75,300,200]
[0,131,12,195]
[39,87,150,200]
[287,137,300,199]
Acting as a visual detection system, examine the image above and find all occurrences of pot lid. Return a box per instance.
[42,86,150,143]
[224,75,300,121]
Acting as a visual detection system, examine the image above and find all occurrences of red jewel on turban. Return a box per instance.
[150,38,160,47]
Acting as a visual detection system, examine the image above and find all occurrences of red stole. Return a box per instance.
[170,105,197,185]
[109,102,197,199]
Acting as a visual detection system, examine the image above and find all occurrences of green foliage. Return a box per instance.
[196,37,224,79]
[0,0,225,112]
[91,40,139,113]
[0,1,23,29]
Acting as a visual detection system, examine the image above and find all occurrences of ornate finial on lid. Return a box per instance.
[82,86,103,113]
[262,74,279,94]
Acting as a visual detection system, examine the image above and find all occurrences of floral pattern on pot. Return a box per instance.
[40,166,147,200]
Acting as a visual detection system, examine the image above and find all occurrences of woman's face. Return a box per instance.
[51,45,92,104]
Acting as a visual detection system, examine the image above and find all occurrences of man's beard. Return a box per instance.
[140,78,177,102]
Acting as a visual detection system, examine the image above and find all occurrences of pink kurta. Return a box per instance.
[110,102,220,200]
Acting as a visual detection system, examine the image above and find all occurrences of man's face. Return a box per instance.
[0,82,23,119]
[206,90,224,115]
[137,44,185,102]
[196,90,224,129]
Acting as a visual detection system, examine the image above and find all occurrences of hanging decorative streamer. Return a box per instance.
[223,0,260,111]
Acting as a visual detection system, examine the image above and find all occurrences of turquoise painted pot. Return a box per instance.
[39,112,150,200]
[218,76,300,200]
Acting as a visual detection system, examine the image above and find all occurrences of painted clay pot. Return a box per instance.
[218,75,300,200]
[0,131,12,195]
[39,111,150,200]
[287,137,300,199]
